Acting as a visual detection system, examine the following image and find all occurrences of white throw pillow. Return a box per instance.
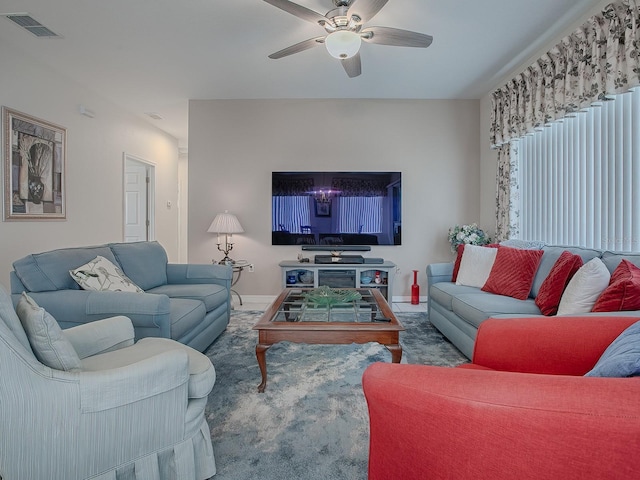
[557,257,611,315]
[70,256,143,292]
[455,244,499,288]
[15,293,83,371]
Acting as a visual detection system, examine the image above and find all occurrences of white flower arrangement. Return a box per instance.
[448,223,491,253]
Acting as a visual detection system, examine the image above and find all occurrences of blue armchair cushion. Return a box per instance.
[15,293,83,372]
[110,241,168,290]
[81,337,215,399]
[585,320,640,377]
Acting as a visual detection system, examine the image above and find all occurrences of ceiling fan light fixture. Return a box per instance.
[325,30,361,59]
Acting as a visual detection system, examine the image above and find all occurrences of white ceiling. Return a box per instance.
[0,0,604,146]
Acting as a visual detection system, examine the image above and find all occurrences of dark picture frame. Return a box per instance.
[3,107,66,220]
[315,199,331,217]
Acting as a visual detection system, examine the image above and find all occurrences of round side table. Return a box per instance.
[220,260,251,306]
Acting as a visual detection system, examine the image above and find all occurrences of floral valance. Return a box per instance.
[490,0,640,147]
[272,177,314,196]
[331,177,388,197]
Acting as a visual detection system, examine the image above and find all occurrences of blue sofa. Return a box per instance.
[10,241,232,352]
[427,245,640,359]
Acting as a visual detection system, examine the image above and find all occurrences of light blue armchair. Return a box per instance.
[0,285,216,480]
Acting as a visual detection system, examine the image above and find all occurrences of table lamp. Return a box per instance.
[207,211,244,264]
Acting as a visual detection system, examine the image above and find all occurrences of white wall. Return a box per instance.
[0,42,182,290]
[188,99,480,299]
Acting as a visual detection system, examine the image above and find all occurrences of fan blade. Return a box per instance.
[268,36,325,59]
[361,26,433,48]
[341,53,362,78]
[263,0,332,27]
[347,0,389,24]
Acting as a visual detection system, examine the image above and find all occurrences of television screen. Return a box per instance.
[272,171,401,246]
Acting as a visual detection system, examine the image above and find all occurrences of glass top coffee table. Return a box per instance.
[252,287,404,392]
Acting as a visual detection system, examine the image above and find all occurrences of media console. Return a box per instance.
[279,260,396,301]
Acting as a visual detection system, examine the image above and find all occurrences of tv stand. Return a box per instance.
[279,260,396,301]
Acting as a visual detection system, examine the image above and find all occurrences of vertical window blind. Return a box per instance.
[338,196,383,234]
[515,87,640,251]
[272,196,311,233]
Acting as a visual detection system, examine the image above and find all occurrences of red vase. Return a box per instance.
[411,270,420,305]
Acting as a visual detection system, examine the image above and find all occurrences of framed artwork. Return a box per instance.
[315,199,331,217]
[3,107,66,220]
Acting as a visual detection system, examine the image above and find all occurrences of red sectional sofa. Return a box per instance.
[362,315,640,480]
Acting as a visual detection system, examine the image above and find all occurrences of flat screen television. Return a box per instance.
[272,171,401,246]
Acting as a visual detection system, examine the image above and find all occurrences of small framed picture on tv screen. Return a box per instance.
[315,199,331,217]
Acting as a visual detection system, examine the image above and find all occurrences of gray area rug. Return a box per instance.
[204,310,467,480]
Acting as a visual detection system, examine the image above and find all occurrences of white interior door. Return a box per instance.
[124,155,155,242]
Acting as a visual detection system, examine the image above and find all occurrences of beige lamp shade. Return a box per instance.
[207,211,244,234]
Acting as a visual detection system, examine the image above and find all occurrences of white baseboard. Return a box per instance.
[236,294,277,305]
[392,295,428,303]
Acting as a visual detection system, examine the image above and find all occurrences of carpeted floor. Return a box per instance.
[204,310,467,480]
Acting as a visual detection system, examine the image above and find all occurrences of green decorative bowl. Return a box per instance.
[303,286,362,307]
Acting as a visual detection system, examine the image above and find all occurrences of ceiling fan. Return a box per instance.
[263,0,433,78]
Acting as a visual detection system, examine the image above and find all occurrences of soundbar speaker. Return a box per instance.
[363,258,384,264]
[301,245,371,252]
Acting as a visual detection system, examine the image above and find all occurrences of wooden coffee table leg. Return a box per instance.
[385,344,403,363]
[256,343,271,393]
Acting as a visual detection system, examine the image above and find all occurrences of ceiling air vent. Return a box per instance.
[3,13,60,38]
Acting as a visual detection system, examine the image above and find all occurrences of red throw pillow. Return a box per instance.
[592,260,640,312]
[535,251,583,316]
[482,246,544,300]
[451,244,498,282]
